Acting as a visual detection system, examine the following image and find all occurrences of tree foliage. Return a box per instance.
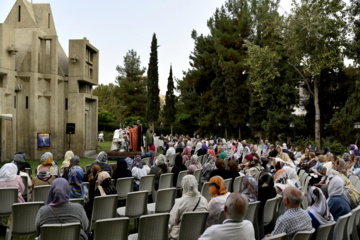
[93,83,122,123]
[98,107,115,126]
[146,33,160,124]
[164,65,176,126]
[116,49,147,118]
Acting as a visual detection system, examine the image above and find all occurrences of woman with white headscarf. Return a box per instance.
[327,176,351,221]
[283,166,300,188]
[168,175,208,240]
[307,186,334,229]
[202,154,216,180]
[0,163,25,202]
[194,142,202,155]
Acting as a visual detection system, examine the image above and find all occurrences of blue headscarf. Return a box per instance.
[68,168,86,198]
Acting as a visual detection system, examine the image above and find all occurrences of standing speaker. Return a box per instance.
[66,123,76,134]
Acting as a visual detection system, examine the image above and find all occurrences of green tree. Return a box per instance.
[116,49,147,118]
[164,65,176,134]
[283,0,348,147]
[98,107,115,127]
[93,83,122,123]
[146,33,160,127]
[207,0,253,138]
[347,0,360,65]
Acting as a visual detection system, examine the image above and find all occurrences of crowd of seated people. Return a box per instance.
[2,136,360,240]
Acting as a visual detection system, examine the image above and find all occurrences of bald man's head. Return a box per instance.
[283,187,303,207]
[224,192,248,221]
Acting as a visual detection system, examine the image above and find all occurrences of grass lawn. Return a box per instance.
[0,141,140,240]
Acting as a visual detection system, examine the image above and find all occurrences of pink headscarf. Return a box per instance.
[207,149,217,160]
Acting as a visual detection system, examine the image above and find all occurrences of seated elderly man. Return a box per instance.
[265,187,312,240]
[199,192,255,240]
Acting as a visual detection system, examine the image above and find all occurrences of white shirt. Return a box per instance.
[207,192,231,227]
[199,219,255,240]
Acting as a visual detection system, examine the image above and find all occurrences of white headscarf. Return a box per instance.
[283,166,300,187]
[182,175,200,197]
[195,142,202,154]
[307,186,334,224]
[0,163,18,182]
[328,176,345,199]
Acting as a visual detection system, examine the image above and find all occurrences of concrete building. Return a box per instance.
[0,0,98,161]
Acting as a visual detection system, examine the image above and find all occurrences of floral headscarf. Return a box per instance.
[38,167,51,181]
[132,155,144,169]
[39,156,54,170]
[68,168,85,198]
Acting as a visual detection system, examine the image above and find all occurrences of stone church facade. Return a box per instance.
[0,0,98,161]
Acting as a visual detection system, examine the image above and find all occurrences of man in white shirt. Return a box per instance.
[199,192,255,240]
[166,142,176,160]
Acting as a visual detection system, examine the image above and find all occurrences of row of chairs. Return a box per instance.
[39,211,209,240]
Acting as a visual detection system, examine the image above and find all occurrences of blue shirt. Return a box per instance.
[328,194,351,221]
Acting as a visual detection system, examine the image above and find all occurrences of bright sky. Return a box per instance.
[0,0,295,95]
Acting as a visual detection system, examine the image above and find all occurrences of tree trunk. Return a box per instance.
[225,127,228,139]
[152,122,155,134]
[314,80,321,149]
[171,125,173,136]
[238,126,242,140]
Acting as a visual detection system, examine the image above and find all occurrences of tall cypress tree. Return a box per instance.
[146,33,160,126]
[164,65,176,134]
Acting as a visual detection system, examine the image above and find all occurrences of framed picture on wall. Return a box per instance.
[37,133,50,148]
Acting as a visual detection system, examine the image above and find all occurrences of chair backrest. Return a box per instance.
[233,176,243,193]
[159,173,174,189]
[21,176,28,197]
[176,170,189,188]
[90,195,118,232]
[8,202,44,238]
[116,177,134,199]
[125,191,148,218]
[94,217,130,240]
[277,198,287,217]
[83,182,90,192]
[178,211,209,240]
[86,164,91,172]
[137,213,170,240]
[224,178,232,192]
[315,222,336,240]
[25,168,32,178]
[263,233,287,240]
[201,182,210,201]
[69,198,85,205]
[168,154,176,166]
[0,187,18,216]
[155,188,176,213]
[292,228,315,240]
[302,176,311,193]
[355,180,360,193]
[348,206,359,240]
[263,196,280,225]
[244,201,260,223]
[333,212,352,240]
[139,175,155,194]
[143,157,151,166]
[40,223,81,240]
[217,210,226,224]
[185,160,190,168]
[224,158,229,170]
[351,205,360,240]
[349,175,358,186]
[194,169,202,184]
[34,185,51,203]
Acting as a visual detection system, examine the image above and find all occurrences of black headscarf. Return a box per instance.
[112,159,132,185]
[258,173,277,223]
[171,154,187,187]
